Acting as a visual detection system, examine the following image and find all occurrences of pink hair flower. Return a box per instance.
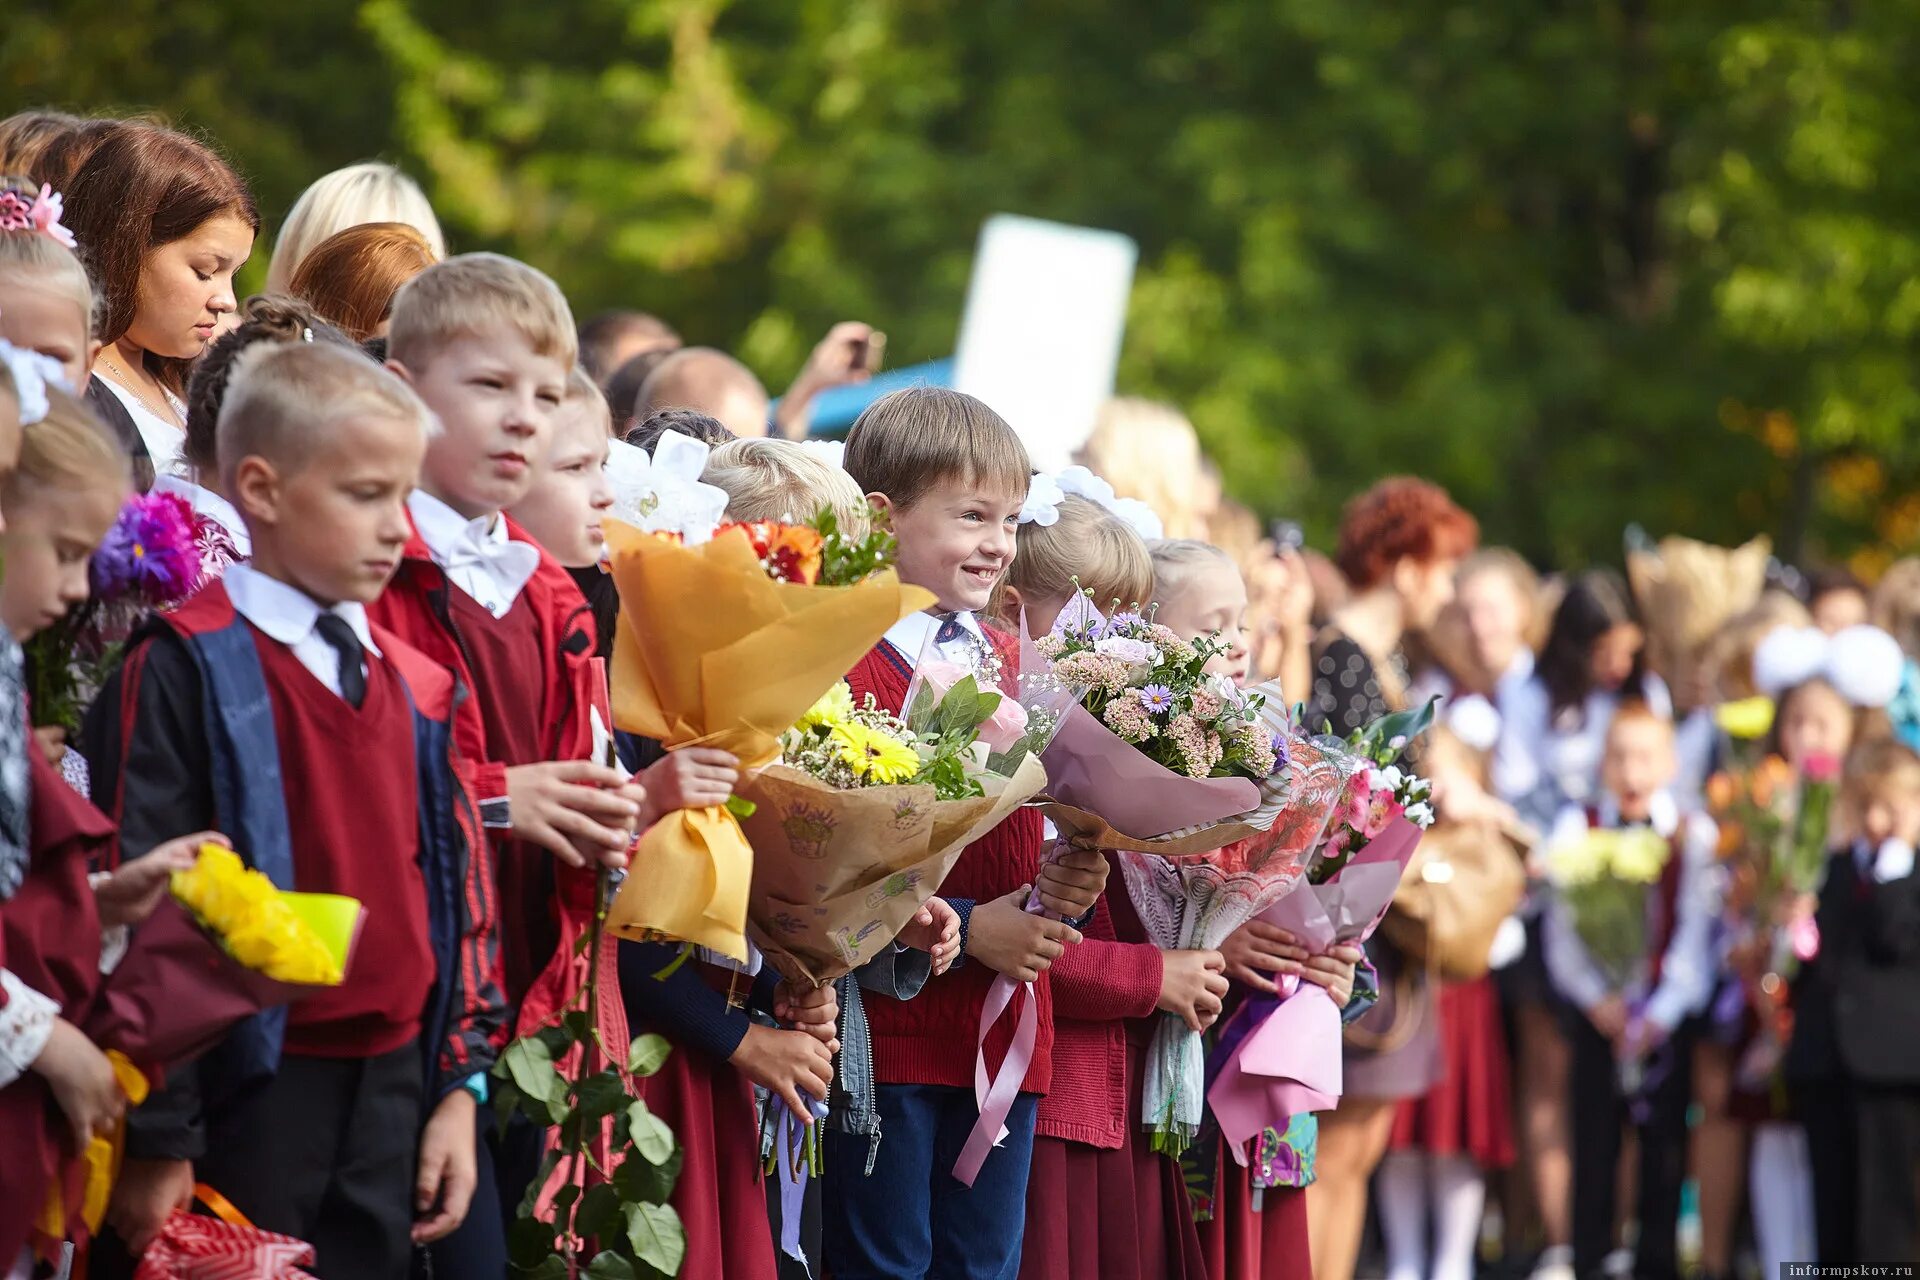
[0,184,77,249]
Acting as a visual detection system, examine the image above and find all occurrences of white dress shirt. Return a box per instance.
[101,377,187,478]
[224,564,381,700]
[1542,790,1722,1030]
[884,608,990,675]
[1857,836,1917,885]
[407,490,542,618]
[0,968,58,1089]
[1496,672,1675,826]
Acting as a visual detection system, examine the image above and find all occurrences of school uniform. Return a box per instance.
[1793,837,1920,1263]
[1020,866,1204,1280]
[824,611,1050,1280]
[0,725,116,1268]
[1542,792,1718,1280]
[82,568,504,1279]
[366,493,609,1275]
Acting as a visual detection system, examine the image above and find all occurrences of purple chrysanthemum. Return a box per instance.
[90,491,203,605]
[1138,683,1175,714]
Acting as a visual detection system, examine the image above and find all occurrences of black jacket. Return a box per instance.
[1792,844,1920,1085]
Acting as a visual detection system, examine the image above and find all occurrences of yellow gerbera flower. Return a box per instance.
[831,720,921,785]
[797,681,857,732]
[1714,696,1775,741]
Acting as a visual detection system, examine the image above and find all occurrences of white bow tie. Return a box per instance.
[442,525,541,613]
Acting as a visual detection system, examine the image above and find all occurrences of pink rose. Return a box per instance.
[978,690,1031,753]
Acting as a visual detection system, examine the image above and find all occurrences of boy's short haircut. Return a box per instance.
[996,495,1152,616]
[563,365,613,438]
[843,387,1030,511]
[218,341,436,490]
[386,251,577,372]
[1843,737,1920,805]
[1607,697,1675,739]
[703,438,869,531]
[1148,538,1235,604]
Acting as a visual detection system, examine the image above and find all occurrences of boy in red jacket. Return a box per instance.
[824,387,1110,1280]
[374,254,726,1272]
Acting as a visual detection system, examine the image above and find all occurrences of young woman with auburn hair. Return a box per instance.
[63,120,258,477]
[1300,476,1480,1280]
[285,221,438,343]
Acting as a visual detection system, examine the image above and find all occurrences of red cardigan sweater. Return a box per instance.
[1036,860,1164,1148]
[846,633,1052,1093]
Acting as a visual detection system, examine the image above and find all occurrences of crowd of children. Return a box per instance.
[0,107,1917,1280]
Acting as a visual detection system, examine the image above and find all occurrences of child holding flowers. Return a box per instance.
[84,344,507,1278]
[995,494,1224,1280]
[1141,538,1370,1280]
[827,388,1110,1280]
[0,388,222,1272]
[1541,702,1718,1280]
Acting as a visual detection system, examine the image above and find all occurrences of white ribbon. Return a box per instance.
[1024,464,1164,539]
[0,339,69,426]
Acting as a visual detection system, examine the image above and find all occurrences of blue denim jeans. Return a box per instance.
[823,1084,1039,1280]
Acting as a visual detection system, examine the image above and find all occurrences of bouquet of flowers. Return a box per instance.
[743,674,1049,987]
[26,490,206,734]
[603,431,935,960]
[86,844,360,1070]
[1706,752,1836,1085]
[1543,827,1672,988]
[1207,706,1436,1161]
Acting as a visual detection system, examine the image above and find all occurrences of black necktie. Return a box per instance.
[314,614,367,709]
[934,613,968,646]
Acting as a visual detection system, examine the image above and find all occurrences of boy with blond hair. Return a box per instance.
[825,387,1109,1280]
[701,436,870,530]
[89,343,506,1276]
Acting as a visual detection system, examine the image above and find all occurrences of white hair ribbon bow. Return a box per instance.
[0,338,69,426]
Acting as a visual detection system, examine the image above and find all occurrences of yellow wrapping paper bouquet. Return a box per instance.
[604,519,935,959]
[171,844,359,984]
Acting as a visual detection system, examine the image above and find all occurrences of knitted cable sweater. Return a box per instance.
[846,633,1052,1093]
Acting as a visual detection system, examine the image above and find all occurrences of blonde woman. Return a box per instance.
[1077,397,1213,540]
[265,161,445,293]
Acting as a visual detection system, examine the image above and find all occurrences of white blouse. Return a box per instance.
[99,377,187,478]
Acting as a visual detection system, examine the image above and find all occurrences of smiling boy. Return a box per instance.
[826,387,1109,1280]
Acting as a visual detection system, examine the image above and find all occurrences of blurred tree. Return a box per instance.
[5,0,1916,569]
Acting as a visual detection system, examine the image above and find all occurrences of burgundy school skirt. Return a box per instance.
[1020,1038,1206,1280]
[636,1042,780,1280]
[1387,976,1516,1167]
[1196,1175,1313,1280]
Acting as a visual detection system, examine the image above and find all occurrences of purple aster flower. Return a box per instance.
[1138,683,1175,714]
[90,492,203,606]
[1271,731,1291,770]
[1108,610,1146,633]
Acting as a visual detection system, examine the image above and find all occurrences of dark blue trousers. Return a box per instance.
[823,1084,1038,1280]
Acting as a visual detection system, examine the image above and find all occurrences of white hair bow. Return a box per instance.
[1445,693,1503,753]
[1019,472,1066,527]
[796,439,847,472]
[0,339,68,426]
[1753,623,1906,708]
[1027,464,1166,540]
[605,429,732,544]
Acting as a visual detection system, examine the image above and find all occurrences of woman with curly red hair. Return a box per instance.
[1300,477,1478,1280]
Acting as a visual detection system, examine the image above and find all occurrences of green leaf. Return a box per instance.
[724,793,758,820]
[535,1024,574,1058]
[614,1144,682,1204]
[576,1181,624,1243]
[625,1098,676,1165]
[626,1033,671,1077]
[501,1036,562,1104]
[586,1254,639,1280]
[519,1257,569,1280]
[575,1068,632,1123]
[625,1202,687,1276]
[506,1215,557,1270]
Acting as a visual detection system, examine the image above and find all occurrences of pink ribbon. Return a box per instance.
[953,972,1038,1186]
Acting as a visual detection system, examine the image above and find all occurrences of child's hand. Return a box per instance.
[964,888,1082,983]
[1220,921,1304,994]
[411,1089,478,1244]
[897,897,962,975]
[94,833,225,928]
[731,1024,833,1121]
[34,725,65,767]
[1297,944,1365,1009]
[1588,994,1629,1044]
[774,981,840,1054]
[505,761,642,869]
[637,748,741,829]
[1035,844,1110,920]
[1157,949,1230,1032]
[107,1156,195,1255]
[32,1019,125,1153]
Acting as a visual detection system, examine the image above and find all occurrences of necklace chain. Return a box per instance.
[99,352,183,427]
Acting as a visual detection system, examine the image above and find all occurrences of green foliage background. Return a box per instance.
[9,0,1919,569]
